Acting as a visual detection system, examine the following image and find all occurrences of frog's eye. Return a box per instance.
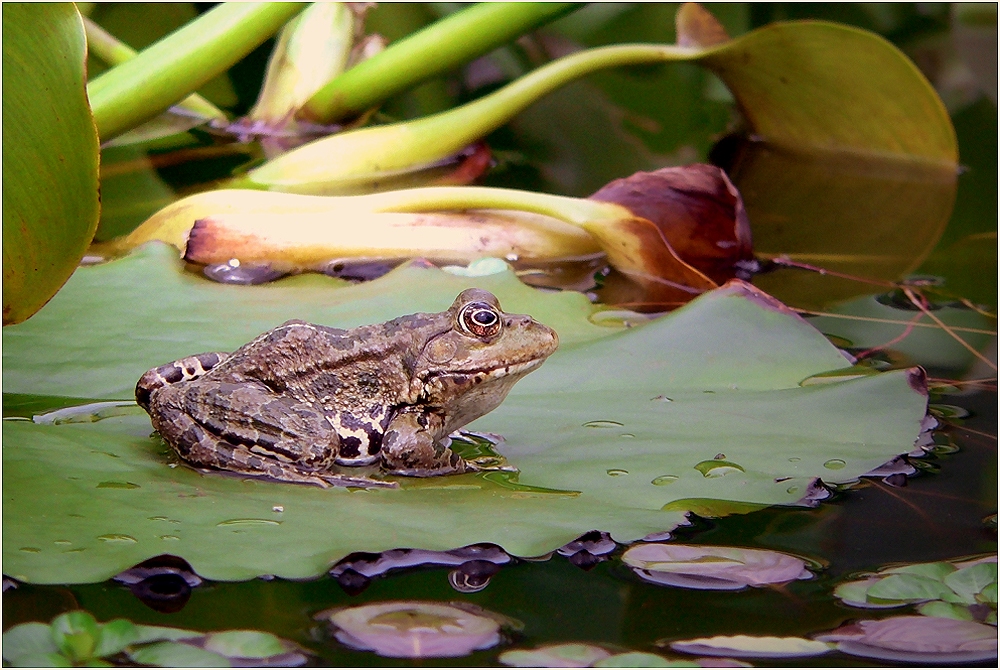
[460,302,502,339]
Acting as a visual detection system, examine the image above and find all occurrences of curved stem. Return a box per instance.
[88,3,306,140]
[301,2,581,123]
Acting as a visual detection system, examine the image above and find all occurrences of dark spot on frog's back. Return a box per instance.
[357,372,380,398]
[339,435,363,459]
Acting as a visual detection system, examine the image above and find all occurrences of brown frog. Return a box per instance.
[136,289,558,488]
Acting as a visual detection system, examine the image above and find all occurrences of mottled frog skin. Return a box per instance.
[136,289,558,488]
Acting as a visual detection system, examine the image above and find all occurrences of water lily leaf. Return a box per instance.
[202,630,287,659]
[2,245,927,583]
[917,601,976,621]
[2,3,100,325]
[319,601,504,658]
[884,560,957,580]
[621,544,812,590]
[499,642,612,667]
[669,635,832,658]
[865,573,957,604]
[815,616,998,664]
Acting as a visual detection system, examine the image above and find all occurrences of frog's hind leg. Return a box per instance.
[136,352,229,411]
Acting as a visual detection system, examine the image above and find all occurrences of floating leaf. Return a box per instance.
[319,601,504,658]
[815,616,998,664]
[669,635,832,658]
[621,544,813,590]
[944,561,998,604]
[2,3,100,325]
[865,573,957,604]
[2,246,927,583]
[499,642,612,667]
[2,623,61,667]
[127,641,229,668]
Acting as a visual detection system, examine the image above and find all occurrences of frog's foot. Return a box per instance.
[136,352,229,411]
[463,458,518,473]
[381,409,473,477]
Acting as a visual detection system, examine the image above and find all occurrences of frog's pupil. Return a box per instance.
[473,310,496,326]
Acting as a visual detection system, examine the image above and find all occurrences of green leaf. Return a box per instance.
[131,624,203,645]
[202,631,286,659]
[2,247,927,583]
[916,601,975,621]
[884,561,957,581]
[2,3,100,325]
[2,623,61,664]
[944,562,998,604]
[595,651,692,667]
[128,641,229,668]
[51,611,100,662]
[865,573,956,604]
[499,643,611,667]
[5,652,73,668]
[92,619,139,658]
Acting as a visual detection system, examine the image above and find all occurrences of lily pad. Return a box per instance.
[814,615,998,664]
[621,544,814,590]
[669,635,832,658]
[2,245,928,583]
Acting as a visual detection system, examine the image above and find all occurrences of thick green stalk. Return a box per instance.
[83,18,226,123]
[88,3,307,140]
[300,2,581,123]
[243,43,697,193]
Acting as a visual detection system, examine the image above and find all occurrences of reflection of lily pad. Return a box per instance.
[2,245,928,582]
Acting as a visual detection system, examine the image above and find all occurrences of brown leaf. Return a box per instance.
[675,3,731,49]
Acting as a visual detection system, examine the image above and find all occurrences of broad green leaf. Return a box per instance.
[865,573,956,604]
[884,561,957,581]
[917,601,975,621]
[91,619,139,658]
[499,643,611,667]
[127,641,229,668]
[944,562,998,604]
[51,611,100,662]
[2,623,61,663]
[202,631,286,659]
[2,3,100,325]
[2,247,927,583]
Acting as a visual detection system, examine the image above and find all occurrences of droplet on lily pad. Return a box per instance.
[318,601,509,658]
[622,543,814,590]
[669,635,833,658]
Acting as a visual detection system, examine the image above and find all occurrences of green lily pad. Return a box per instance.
[2,3,100,325]
[2,246,927,583]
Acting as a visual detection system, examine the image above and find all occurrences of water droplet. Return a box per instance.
[650,395,673,402]
[64,548,86,553]
[619,433,636,439]
[651,475,678,486]
[53,540,71,546]
[216,518,281,527]
[606,468,629,477]
[97,534,137,544]
[788,457,801,463]
[67,513,84,518]
[786,485,800,495]
[272,505,284,513]
[714,453,726,460]
[694,460,746,478]
[148,516,168,521]
[823,459,847,470]
[583,420,624,428]
[19,547,41,553]
[160,535,180,541]
[97,481,140,489]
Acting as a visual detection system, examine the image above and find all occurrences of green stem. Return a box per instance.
[301,2,581,123]
[83,18,227,123]
[87,3,307,140]
[244,42,699,192]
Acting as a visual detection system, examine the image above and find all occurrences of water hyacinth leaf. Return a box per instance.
[499,643,612,667]
[864,573,957,604]
[51,611,101,662]
[917,601,976,621]
[2,623,61,664]
[2,3,100,325]
[884,560,957,580]
[3,246,928,583]
[127,641,229,668]
[669,635,832,658]
[815,616,998,664]
[91,619,140,658]
[944,561,998,604]
[832,578,902,609]
[321,601,503,658]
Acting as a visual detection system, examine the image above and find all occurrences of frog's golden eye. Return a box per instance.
[460,302,502,339]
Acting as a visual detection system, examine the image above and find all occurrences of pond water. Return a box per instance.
[3,3,997,667]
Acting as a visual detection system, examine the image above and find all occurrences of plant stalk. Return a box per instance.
[87,2,307,140]
[301,2,581,123]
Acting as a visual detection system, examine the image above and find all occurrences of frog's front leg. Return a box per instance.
[380,408,472,477]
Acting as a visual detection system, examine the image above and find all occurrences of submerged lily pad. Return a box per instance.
[622,543,814,590]
[814,616,998,664]
[2,245,928,583]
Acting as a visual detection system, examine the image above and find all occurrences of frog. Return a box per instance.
[135,289,558,489]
